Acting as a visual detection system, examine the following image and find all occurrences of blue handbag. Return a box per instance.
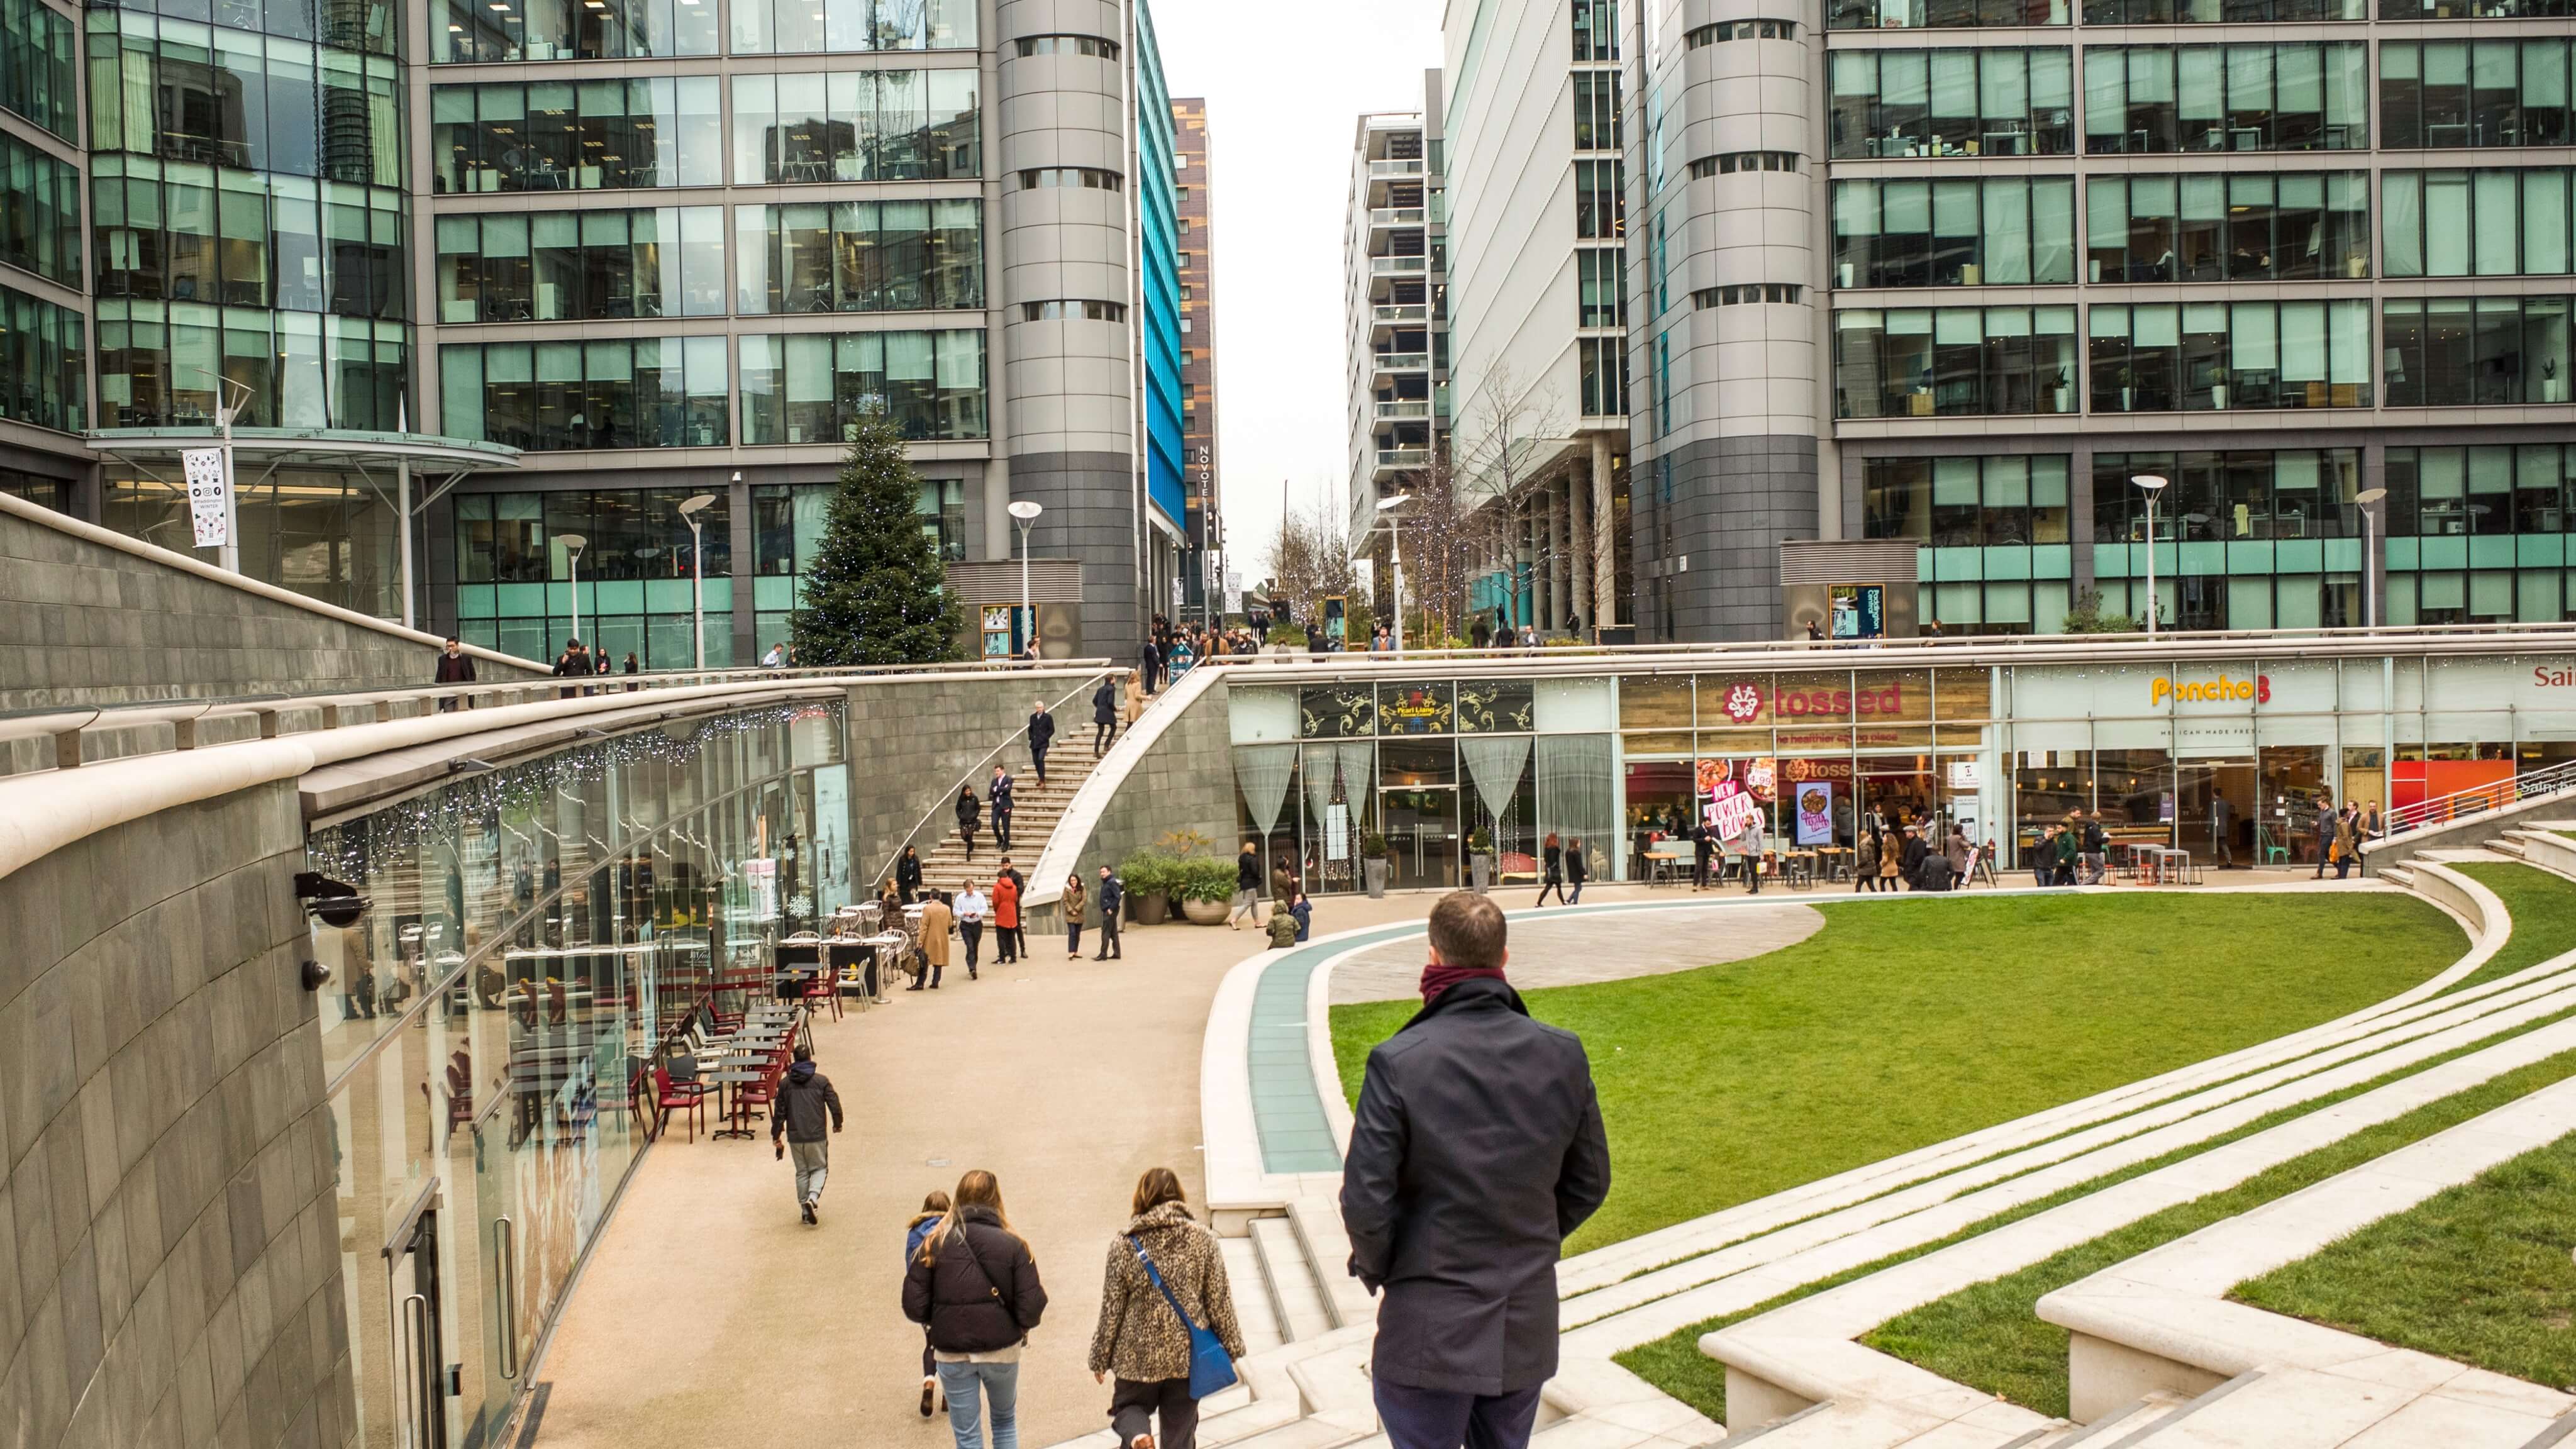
[1127,1234,1238,1399]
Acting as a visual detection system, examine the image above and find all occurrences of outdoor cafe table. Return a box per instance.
[703,1064,766,1140]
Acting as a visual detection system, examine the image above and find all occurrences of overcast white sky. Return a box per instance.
[1152,1,1443,580]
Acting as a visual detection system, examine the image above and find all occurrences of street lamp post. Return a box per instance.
[558,533,588,656]
[1376,493,1412,653]
[678,493,717,670]
[1008,499,1044,657]
[2131,474,2168,638]
[2353,487,2389,629]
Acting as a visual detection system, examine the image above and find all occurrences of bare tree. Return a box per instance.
[1387,444,1485,643]
[1444,358,1572,626]
[1264,498,1360,631]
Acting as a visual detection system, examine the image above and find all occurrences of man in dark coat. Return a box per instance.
[1026,697,1055,785]
[769,1045,842,1224]
[1093,865,1123,960]
[989,765,1015,851]
[1092,676,1119,753]
[434,636,475,711]
[1341,892,1611,1449]
[1140,637,1163,694]
[1898,824,1930,889]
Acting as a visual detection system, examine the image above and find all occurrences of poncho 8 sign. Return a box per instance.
[183,448,229,548]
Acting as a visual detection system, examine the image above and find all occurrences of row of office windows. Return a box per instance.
[433,328,987,450]
[91,158,406,318]
[0,0,76,140]
[105,0,394,53]
[88,13,404,186]
[450,479,965,589]
[0,282,84,435]
[1833,169,2576,289]
[426,200,980,323]
[92,299,402,431]
[1828,43,2576,158]
[0,132,83,289]
[430,70,975,194]
[438,0,972,62]
[1834,298,2573,416]
[1834,0,2559,27]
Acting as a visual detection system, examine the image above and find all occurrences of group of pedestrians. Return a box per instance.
[781,889,1607,1449]
[1677,811,1771,894]
[547,636,640,697]
[1140,616,1265,693]
[1533,833,1590,905]
[2314,796,2382,879]
[1853,818,1982,891]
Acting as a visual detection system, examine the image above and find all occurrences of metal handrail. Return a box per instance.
[862,666,1125,896]
[2,657,1114,766]
[2384,757,2576,836]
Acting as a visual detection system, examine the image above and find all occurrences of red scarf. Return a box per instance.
[1419,963,1509,1004]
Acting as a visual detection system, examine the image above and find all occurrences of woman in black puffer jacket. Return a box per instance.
[904,1170,1048,1448]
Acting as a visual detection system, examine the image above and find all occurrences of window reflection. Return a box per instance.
[0,283,86,433]
[0,130,83,286]
[440,0,720,63]
[440,336,730,450]
[87,11,405,184]
[1831,306,2080,417]
[728,69,980,183]
[432,77,724,193]
[97,299,402,430]
[0,0,78,139]
[733,199,983,313]
[94,157,406,318]
[737,329,987,443]
[729,0,975,53]
[436,207,728,323]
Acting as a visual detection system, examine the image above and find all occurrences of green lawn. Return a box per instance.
[2231,1128,2576,1389]
[2444,862,2576,995]
[1331,894,2460,1255]
[1850,1036,2576,1421]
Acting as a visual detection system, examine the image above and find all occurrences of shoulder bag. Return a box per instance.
[1126,1235,1237,1399]
[952,1226,1023,1337]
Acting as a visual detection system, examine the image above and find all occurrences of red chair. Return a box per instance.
[733,1063,782,1135]
[652,1064,708,1141]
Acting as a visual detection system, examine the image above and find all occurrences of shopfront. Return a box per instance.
[1223,641,2576,885]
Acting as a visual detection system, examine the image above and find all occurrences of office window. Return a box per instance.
[1689,152,1802,176]
[2084,172,2369,281]
[2382,296,2575,404]
[1019,166,1121,191]
[2087,299,2374,411]
[1574,71,1623,151]
[1692,18,1801,41]
[1828,48,2075,158]
[0,134,89,287]
[436,207,726,322]
[1575,158,1626,239]
[100,303,392,430]
[2380,0,2570,16]
[433,77,722,192]
[1834,306,2079,417]
[1831,176,2075,287]
[1013,33,1116,58]
[91,160,407,319]
[1865,456,2072,545]
[730,199,981,313]
[0,282,82,433]
[1021,299,1124,320]
[2087,0,2359,22]
[91,14,405,184]
[2094,451,2363,544]
[0,0,76,139]
[2083,45,2369,153]
[2381,40,2575,149]
[2385,170,2576,277]
[439,336,728,449]
[728,0,975,53]
[1575,0,1618,58]
[1694,284,1806,306]
[1578,247,1626,327]
[1832,0,2062,26]
[1580,336,1627,416]
[2385,445,2576,539]
[730,70,980,184]
[438,0,719,62]
[738,329,987,443]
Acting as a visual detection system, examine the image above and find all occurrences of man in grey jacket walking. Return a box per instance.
[1341,892,1612,1449]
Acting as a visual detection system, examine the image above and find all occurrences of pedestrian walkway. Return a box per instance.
[1328,900,1823,1003]
[523,891,1450,1449]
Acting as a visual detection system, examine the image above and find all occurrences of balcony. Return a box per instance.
[1372,304,1428,325]
[1376,400,1431,420]
[1374,352,1430,375]
[1374,447,1430,474]
[1370,158,1424,177]
[1371,255,1428,276]
[1370,207,1428,228]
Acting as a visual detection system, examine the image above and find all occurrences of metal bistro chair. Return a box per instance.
[2255,822,2290,866]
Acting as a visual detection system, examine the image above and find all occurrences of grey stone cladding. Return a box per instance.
[1006,451,1144,654]
[841,667,1121,883]
[1641,436,1820,641]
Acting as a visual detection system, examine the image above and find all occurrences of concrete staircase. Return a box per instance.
[906,745,1106,897]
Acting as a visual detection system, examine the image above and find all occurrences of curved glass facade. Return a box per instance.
[1,0,79,139]
[86,4,411,431]
[0,130,82,287]
[306,699,850,1449]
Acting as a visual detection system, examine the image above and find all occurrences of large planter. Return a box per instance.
[1469,854,1492,892]
[1180,896,1229,925]
[1133,891,1170,926]
[1363,859,1390,899]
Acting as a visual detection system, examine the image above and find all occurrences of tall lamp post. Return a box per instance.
[558,533,588,655]
[1376,492,1412,653]
[2353,486,2388,629]
[2130,474,2167,638]
[678,493,717,669]
[1008,499,1044,657]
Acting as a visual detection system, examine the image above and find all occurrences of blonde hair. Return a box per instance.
[916,1169,1018,1265]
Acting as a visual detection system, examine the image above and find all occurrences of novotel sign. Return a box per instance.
[2151,674,2272,706]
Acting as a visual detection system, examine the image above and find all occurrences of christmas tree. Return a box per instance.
[791,416,963,665]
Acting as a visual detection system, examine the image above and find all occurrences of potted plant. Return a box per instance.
[1121,850,1175,925]
[1467,826,1494,893]
[1175,856,1236,924]
[1361,831,1391,898]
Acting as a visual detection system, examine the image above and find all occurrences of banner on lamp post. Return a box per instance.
[183,448,230,548]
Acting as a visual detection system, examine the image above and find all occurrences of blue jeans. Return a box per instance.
[937,1360,1019,1449]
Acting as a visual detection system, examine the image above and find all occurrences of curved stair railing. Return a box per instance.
[862,665,1122,896]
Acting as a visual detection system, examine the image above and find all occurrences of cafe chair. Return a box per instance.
[652,1063,708,1142]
